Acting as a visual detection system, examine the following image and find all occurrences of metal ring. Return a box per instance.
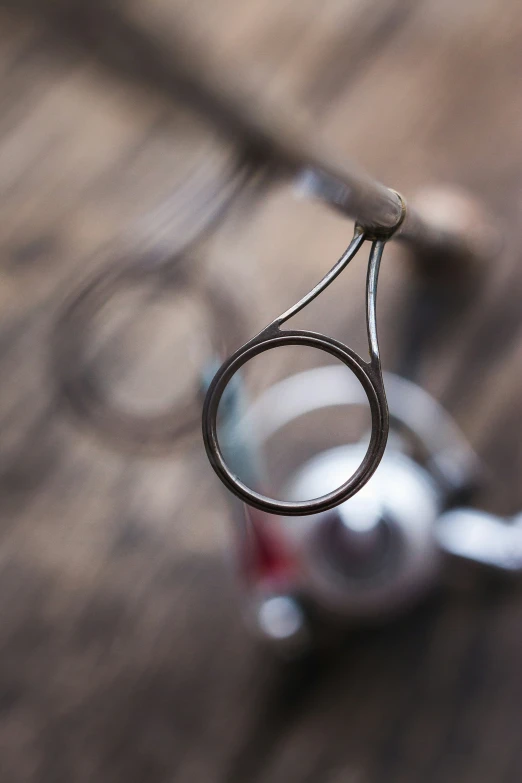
[52,255,247,453]
[202,325,388,516]
[51,146,259,453]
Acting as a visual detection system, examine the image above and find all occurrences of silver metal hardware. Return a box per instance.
[203,231,390,515]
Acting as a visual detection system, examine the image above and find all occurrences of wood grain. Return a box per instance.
[0,2,521,782]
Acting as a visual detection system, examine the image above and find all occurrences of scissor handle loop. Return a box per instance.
[202,325,388,516]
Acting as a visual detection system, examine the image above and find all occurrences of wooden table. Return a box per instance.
[0,2,521,781]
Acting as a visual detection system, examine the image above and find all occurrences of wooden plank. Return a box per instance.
[0,2,521,782]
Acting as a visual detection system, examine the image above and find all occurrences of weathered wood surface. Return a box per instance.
[0,2,522,781]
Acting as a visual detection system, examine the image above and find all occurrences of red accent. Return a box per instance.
[239,506,296,588]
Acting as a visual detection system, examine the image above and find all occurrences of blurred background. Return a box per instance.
[1,1,522,781]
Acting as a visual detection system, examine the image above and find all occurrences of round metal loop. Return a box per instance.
[52,255,247,453]
[202,327,389,516]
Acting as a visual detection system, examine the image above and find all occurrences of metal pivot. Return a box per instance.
[203,227,390,516]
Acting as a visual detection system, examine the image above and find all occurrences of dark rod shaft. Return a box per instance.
[2,0,488,259]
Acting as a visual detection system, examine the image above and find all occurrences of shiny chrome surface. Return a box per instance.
[437,508,522,572]
[281,444,441,618]
[203,232,390,515]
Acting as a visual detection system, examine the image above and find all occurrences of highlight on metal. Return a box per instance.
[202,227,391,516]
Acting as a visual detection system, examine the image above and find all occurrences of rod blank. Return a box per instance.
[3,0,498,264]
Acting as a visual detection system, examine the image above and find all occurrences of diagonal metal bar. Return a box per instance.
[0,0,499,263]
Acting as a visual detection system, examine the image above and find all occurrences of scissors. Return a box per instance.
[203,217,401,517]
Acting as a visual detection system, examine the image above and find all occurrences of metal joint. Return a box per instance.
[356,189,407,241]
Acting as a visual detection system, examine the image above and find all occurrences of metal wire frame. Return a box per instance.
[49,141,259,452]
[51,251,250,455]
[203,229,390,516]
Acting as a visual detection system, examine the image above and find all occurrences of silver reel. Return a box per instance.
[223,366,522,650]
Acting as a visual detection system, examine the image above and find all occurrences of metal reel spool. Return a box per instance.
[282,445,442,619]
[237,365,479,619]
